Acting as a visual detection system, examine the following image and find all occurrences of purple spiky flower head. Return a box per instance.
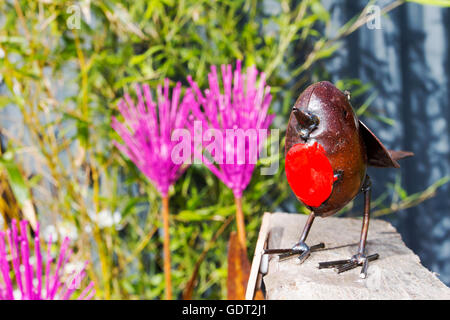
[112,80,195,197]
[0,220,95,300]
[188,60,275,198]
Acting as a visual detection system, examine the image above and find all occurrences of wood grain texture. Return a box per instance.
[262,213,450,300]
[246,212,271,300]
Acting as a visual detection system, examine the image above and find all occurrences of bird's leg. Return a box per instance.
[318,175,379,278]
[264,212,324,264]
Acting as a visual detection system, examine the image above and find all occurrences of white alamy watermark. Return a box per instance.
[171,121,279,175]
[64,262,85,290]
[67,4,81,30]
[364,265,384,290]
[366,5,382,30]
[66,2,92,30]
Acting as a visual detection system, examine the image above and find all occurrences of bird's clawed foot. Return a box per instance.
[318,253,379,279]
[264,242,325,264]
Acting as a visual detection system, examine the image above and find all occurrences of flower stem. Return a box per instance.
[234,196,247,253]
[162,195,172,300]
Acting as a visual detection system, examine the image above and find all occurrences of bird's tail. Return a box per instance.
[388,150,414,161]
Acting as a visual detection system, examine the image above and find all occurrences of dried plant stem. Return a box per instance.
[234,196,247,253]
[90,164,111,299]
[123,226,158,266]
[373,176,450,217]
[338,0,405,38]
[162,195,172,300]
[92,224,111,299]
[182,215,234,299]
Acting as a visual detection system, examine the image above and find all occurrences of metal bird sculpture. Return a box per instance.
[265,81,413,278]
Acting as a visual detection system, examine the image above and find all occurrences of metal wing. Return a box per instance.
[359,120,414,168]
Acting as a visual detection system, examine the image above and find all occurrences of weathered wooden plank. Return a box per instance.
[256,212,450,300]
[246,212,271,300]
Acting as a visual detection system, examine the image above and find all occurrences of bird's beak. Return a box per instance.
[292,107,319,140]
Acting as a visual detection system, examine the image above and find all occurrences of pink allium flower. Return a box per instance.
[111,80,196,299]
[188,60,275,198]
[0,220,95,300]
[111,80,195,197]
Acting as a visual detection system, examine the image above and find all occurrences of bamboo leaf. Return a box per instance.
[406,0,450,7]
[0,154,37,229]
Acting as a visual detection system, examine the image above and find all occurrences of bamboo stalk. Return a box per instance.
[92,224,111,299]
[234,196,247,253]
[161,195,172,300]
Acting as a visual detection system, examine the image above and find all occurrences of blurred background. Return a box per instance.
[0,0,448,299]
[322,0,450,285]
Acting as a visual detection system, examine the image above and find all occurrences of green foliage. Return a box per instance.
[406,0,450,7]
[0,150,30,206]
[0,0,447,299]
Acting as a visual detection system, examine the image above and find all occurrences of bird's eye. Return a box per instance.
[343,110,348,118]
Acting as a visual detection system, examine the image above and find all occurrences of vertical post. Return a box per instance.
[162,195,172,300]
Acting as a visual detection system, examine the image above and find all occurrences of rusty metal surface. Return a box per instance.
[286,81,367,216]
[359,120,400,168]
[285,81,414,217]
